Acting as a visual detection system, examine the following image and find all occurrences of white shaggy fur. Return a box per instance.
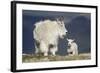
[67,39,78,56]
[33,19,67,56]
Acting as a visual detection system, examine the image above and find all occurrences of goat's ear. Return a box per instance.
[59,16,64,21]
[56,16,64,22]
[56,18,60,24]
[56,17,64,26]
[56,18,61,25]
[56,18,59,22]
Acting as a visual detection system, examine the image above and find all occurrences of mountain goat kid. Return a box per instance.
[67,39,78,56]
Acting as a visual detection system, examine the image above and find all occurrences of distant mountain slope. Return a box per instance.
[66,16,91,53]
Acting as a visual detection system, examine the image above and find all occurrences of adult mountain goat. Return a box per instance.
[33,17,68,56]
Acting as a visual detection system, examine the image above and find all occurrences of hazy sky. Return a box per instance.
[22,10,91,55]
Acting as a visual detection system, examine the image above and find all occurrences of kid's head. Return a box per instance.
[67,38,75,46]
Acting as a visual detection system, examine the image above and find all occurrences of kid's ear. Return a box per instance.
[73,39,75,41]
[67,38,69,41]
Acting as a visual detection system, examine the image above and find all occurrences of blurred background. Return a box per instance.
[22,10,91,55]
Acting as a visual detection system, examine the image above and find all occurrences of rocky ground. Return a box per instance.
[22,53,91,63]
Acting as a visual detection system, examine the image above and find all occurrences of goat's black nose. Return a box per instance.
[64,32,68,38]
[66,32,68,34]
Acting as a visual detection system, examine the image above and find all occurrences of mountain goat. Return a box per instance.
[33,17,68,56]
[67,39,78,56]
